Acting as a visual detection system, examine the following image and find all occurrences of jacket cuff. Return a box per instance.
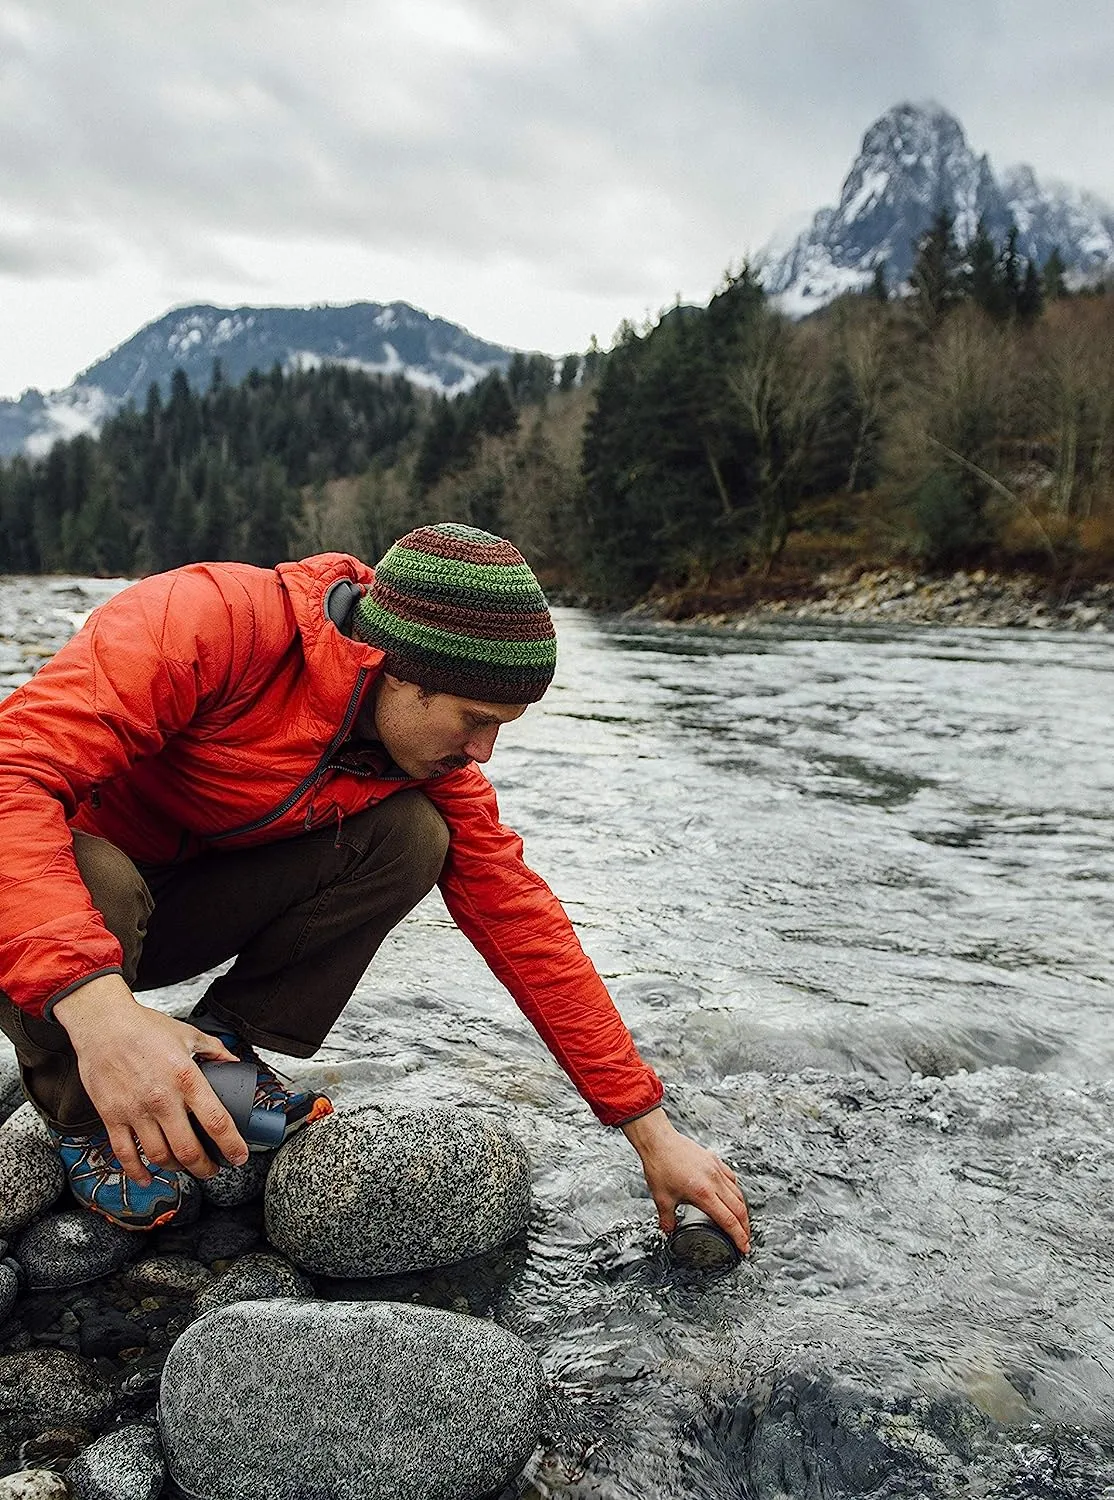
[42,966,125,1021]
[609,1099,666,1129]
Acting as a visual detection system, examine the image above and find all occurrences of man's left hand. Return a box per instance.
[621,1106,750,1255]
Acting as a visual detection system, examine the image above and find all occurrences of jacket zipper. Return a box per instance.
[207,668,370,843]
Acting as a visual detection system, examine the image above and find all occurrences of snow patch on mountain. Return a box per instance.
[22,385,117,459]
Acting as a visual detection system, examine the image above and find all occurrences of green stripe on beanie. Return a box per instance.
[352,523,557,703]
[384,545,546,598]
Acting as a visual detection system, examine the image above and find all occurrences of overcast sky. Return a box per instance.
[2,0,1113,399]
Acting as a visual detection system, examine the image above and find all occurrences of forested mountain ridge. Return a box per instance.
[1,219,1112,611]
[0,302,521,461]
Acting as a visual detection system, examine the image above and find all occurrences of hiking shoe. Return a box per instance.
[48,1125,182,1231]
[191,1013,333,1148]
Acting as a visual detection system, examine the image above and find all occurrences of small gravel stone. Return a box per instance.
[66,1422,165,1500]
[13,1211,136,1289]
[73,1299,147,1359]
[19,1424,90,1468]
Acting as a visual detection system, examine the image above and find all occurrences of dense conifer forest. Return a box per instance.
[2,213,1112,610]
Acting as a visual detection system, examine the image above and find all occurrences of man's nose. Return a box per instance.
[463,725,500,763]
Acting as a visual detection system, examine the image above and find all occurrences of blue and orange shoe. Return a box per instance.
[191,1014,333,1148]
[48,1125,182,1231]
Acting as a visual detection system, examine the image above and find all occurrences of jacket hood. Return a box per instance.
[274,553,383,728]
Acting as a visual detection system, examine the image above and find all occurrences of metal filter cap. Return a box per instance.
[667,1206,742,1271]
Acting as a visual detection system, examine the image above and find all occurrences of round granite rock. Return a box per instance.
[66,1422,165,1500]
[1,1102,52,1143]
[0,1129,65,1237]
[160,1298,544,1500]
[198,1151,271,1208]
[14,1210,135,1289]
[0,1347,113,1450]
[194,1215,262,1264]
[0,1259,20,1324]
[0,1472,70,1499]
[123,1254,213,1298]
[190,1252,312,1319]
[264,1105,531,1276]
[0,1058,23,1127]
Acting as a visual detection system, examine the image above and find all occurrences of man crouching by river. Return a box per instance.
[0,523,749,1250]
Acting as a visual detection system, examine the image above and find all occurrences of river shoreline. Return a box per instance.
[627,565,1114,632]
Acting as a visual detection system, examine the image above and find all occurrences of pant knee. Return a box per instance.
[71,833,154,984]
[375,790,449,897]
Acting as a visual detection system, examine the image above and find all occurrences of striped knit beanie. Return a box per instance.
[352,523,557,703]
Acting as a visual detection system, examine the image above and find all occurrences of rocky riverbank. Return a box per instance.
[0,1075,542,1500]
[635,567,1114,632]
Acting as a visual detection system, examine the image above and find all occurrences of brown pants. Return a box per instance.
[0,791,449,1132]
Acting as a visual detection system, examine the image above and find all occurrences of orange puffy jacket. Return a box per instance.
[0,554,663,1126]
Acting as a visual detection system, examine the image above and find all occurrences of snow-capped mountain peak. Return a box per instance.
[763,102,1114,316]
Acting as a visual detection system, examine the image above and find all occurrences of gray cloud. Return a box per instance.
[1,0,1113,391]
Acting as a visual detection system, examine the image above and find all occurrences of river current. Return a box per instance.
[2,579,1112,1497]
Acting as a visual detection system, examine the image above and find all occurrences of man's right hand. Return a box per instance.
[53,974,250,1184]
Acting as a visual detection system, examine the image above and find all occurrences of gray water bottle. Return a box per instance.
[667,1205,741,1271]
[195,1059,286,1155]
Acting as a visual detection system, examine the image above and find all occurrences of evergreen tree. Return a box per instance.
[910,208,963,331]
[414,400,460,493]
[558,354,581,390]
[469,373,518,439]
[580,269,766,597]
[999,224,1022,315]
[1042,247,1068,301]
[1017,259,1044,323]
[966,218,1007,319]
[581,336,603,382]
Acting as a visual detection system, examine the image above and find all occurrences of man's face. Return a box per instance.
[371,674,529,779]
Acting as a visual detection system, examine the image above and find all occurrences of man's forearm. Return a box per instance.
[53,971,141,1039]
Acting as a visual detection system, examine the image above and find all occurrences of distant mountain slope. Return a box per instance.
[763,101,1114,315]
[0,301,519,459]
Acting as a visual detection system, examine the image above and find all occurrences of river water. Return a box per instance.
[2,580,1113,1497]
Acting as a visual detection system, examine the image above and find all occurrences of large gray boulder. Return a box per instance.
[264,1104,531,1276]
[0,1126,64,1237]
[160,1298,544,1500]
